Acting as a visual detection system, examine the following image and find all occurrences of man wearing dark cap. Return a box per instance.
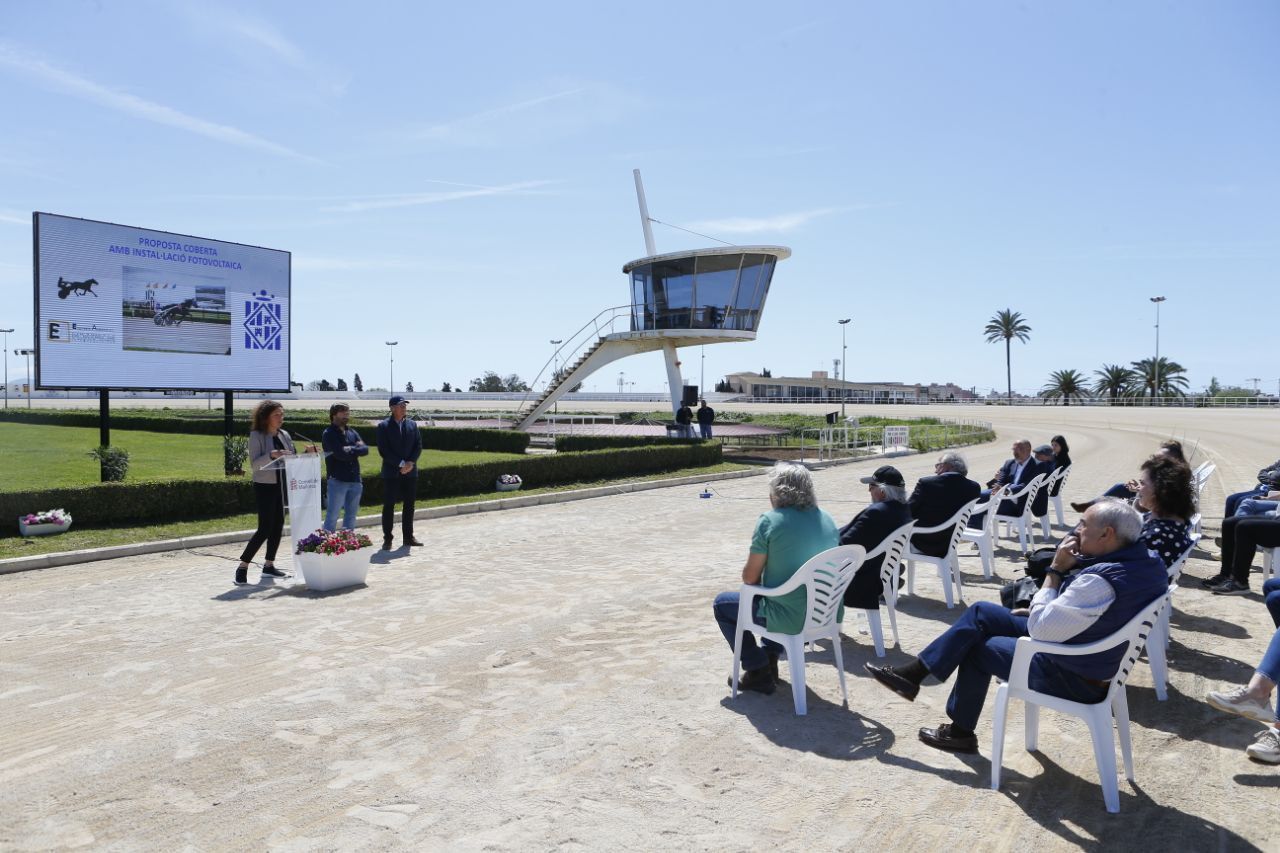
[376,395,423,550]
[838,465,913,610]
[1029,444,1057,519]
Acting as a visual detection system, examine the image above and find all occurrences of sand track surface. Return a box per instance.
[1,406,1276,851]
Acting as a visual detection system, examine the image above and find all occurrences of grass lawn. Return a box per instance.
[0,461,752,559]
[0,423,526,493]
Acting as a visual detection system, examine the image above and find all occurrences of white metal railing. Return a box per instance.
[728,395,1278,408]
[794,421,995,463]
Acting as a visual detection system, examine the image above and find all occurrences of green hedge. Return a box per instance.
[0,443,720,535]
[0,409,529,453]
[553,434,703,452]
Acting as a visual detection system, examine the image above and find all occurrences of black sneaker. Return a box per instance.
[261,565,291,580]
[1212,579,1251,596]
[728,667,777,695]
[234,566,249,585]
[1201,574,1230,589]
[382,537,393,551]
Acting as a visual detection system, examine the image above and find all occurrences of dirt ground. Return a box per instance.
[1,405,1276,851]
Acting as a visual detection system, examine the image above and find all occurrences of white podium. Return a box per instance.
[283,454,324,555]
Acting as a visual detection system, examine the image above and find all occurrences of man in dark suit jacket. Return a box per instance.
[840,465,913,609]
[1028,444,1057,519]
[376,395,423,550]
[909,452,982,557]
[970,439,1040,528]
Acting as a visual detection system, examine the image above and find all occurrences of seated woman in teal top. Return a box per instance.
[713,462,839,695]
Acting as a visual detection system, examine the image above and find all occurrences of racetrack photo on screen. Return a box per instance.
[121,267,231,355]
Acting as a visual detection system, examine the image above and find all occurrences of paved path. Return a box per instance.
[1,407,1276,850]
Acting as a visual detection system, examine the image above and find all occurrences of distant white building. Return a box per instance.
[722,371,923,402]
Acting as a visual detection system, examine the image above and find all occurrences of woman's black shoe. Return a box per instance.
[234,566,248,585]
[261,565,290,579]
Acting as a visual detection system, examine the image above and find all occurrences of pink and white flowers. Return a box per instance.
[22,509,71,526]
[295,528,374,557]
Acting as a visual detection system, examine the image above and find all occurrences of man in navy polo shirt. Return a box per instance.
[376,395,423,550]
[321,403,369,531]
[865,499,1166,754]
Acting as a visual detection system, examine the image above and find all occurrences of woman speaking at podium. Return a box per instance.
[235,400,298,585]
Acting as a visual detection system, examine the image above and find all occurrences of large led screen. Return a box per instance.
[34,213,290,391]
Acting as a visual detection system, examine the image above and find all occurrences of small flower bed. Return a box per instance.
[497,474,522,486]
[22,509,72,526]
[295,528,374,556]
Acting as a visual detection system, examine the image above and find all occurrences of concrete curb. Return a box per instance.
[0,467,769,577]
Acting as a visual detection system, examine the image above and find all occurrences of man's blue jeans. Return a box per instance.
[714,591,783,672]
[1265,577,1280,629]
[324,478,363,531]
[917,601,1107,731]
[699,424,713,439]
[1235,499,1279,518]
[1226,485,1270,518]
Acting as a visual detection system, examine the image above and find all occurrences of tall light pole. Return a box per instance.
[0,328,13,409]
[15,348,33,408]
[700,346,705,398]
[549,339,563,413]
[385,341,398,393]
[1149,296,1165,401]
[838,318,851,418]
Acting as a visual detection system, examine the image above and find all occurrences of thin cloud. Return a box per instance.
[0,210,29,226]
[320,180,556,213]
[686,207,846,235]
[230,18,307,68]
[418,88,586,141]
[0,42,317,163]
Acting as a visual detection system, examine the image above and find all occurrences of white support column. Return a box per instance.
[633,169,657,256]
[662,341,683,416]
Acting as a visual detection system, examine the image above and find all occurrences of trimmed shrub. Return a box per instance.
[0,443,721,535]
[554,434,701,452]
[88,445,130,481]
[223,435,248,475]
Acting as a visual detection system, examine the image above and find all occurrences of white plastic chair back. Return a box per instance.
[991,594,1168,813]
[959,485,1007,579]
[905,498,978,609]
[1049,465,1073,526]
[854,520,915,657]
[996,472,1049,552]
[1148,533,1201,701]
[731,544,866,715]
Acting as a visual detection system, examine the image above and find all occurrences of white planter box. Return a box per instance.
[19,519,72,537]
[495,481,522,492]
[295,549,371,592]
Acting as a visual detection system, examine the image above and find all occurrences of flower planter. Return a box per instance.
[495,481,522,492]
[19,519,72,537]
[295,549,370,592]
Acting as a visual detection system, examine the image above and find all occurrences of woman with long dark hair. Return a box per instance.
[1049,434,1072,497]
[235,400,296,585]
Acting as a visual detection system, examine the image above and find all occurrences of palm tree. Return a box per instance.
[1093,363,1138,403]
[983,309,1032,405]
[1130,357,1190,399]
[1041,369,1090,406]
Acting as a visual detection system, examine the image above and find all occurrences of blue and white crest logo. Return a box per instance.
[243,289,282,351]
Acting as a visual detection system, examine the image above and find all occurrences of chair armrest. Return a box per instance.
[912,499,978,535]
[740,572,806,600]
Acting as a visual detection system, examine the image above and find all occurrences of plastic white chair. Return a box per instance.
[905,498,978,609]
[851,521,915,657]
[1190,463,1216,535]
[1146,534,1201,701]
[991,594,1168,813]
[731,545,866,715]
[1049,465,1073,527]
[1258,506,1279,582]
[995,473,1050,553]
[959,485,1008,580]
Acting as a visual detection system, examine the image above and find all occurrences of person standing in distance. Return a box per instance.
[322,403,368,531]
[377,395,423,550]
[675,400,694,439]
[696,399,715,439]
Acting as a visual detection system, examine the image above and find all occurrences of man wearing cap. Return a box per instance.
[838,465,913,610]
[376,395,423,550]
[1028,443,1057,520]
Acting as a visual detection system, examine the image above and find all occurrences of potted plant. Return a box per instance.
[496,473,523,492]
[293,528,375,592]
[19,508,73,537]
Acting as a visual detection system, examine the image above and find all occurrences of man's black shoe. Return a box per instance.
[919,723,979,754]
[864,663,919,701]
[1212,579,1251,596]
[1200,574,1229,589]
[729,667,776,695]
[406,537,424,547]
[382,537,393,551]
[1070,501,1092,513]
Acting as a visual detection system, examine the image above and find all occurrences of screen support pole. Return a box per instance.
[98,390,110,482]
[224,391,233,439]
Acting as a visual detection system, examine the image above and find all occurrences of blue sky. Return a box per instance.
[1,1,1276,396]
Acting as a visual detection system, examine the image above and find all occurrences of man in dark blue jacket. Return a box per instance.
[909,452,982,557]
[970,438,1042,528]
[866,500,1167,754]
[376,395,423,550]
[839,465,913,609]
[321,403,369,531]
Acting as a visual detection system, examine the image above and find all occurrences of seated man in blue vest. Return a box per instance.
[865,499,1166,753]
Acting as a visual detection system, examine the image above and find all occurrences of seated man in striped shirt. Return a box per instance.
[865,499,1167,754]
